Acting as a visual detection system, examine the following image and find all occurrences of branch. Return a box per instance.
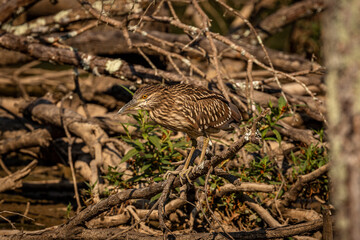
[0,31,198,83]
[215,183,275,197]
[0,128,52,155]
[259,0,326,35]
[280,163,330,208]
[0,160,37,193]
[0,0,40,25]
[1,219,325,240]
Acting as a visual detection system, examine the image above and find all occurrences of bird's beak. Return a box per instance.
[117,99,138,114]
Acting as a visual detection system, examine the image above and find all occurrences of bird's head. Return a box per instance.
[117,85,164,114]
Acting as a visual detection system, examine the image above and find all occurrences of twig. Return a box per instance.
[77,0,124,28]
[215,0,291,112]
[133,42,206,78]
[244,200,282,228]
[191,0,230,101]
[12,60,40,100]
[166,1,180,21]
[152,0,165,17]
[204,166,234,240]
[137,47,158,76]
[158,174,175,234]
[61,93,82,211]
[109,197,161,239]
[0,210,35,228]
[0,214,16,229]
[322,206,333,240]
[126,206,158,235]
[20,202,30,225]
[0,157,12,175]
[280,163,330,208]
[44,21,99,44]
[246,59,255,113]
[72,67,90,119]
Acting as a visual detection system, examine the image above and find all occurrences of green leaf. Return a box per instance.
[261,128,269,138]
[121,148,138,162]
[142,133,149,140]
[144,153,154,159]
[256,104,262,113]
[133,139,145,150]
[150,193,162,203]
[120,123,132,139]
[272,129,282,143]
[118,84,134,96]
[149,135,161,150]
[268,100,273,108]
[160,128,171,138]
[173,140,189,148]
[160,159,172,165]
[278,96,286,110]
[167,140,174,152]
[245,143,261,153]
[140,163,152,172]
[264,137,278,142]
[153,177,163,182]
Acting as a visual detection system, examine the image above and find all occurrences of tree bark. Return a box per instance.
[323,1,360,239]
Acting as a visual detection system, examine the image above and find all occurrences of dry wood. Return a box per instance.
[24,97,126,201]
[0,128,52,154]
[216,182,275,197]
[245,200,282,228]
[0,160,37,193]
[282,208,322,222]
[0,31,198,84]
[0,0,40,24]
[0,219,325,239]
[11,114,261,239]
[0,0,331,238]
[259,0,326,35]
[279,163,330,208]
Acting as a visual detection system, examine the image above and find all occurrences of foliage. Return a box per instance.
[66,202,73,219]
[290,142,329,199]
[259,96,289,144]
[200,97,328,229]
[103,110,188,189]
[100,96,329,230]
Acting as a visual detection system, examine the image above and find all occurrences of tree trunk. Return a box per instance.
[323,1,360,239]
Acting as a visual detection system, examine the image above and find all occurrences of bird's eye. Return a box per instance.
[142,94,148,99]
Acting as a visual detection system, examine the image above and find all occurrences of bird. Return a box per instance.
[118,84,242,181]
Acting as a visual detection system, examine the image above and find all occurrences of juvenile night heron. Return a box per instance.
[118,84,241,180]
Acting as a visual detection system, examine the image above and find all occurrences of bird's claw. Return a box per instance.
[163,167,194,184]
[198,161,205,170]
[163,170,180,180]
[179,167,193,184]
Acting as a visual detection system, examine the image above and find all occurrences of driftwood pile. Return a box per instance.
[0,0,331,239]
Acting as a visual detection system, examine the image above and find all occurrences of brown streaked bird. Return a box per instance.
[118,84,242,181]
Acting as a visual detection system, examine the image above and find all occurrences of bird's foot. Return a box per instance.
[163,170,180,180]
[198,161,205,170]
[163,167,194,184]
[179,167,194,184]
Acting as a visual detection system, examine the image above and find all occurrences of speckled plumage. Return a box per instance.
[129,84,241,138]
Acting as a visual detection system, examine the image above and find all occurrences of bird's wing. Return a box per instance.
[184,95,238,130]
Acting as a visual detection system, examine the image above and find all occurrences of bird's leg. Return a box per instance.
[163,139,197,183]
[178,139,197,183]
[196,136,210,170]
[182,139,197,172]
